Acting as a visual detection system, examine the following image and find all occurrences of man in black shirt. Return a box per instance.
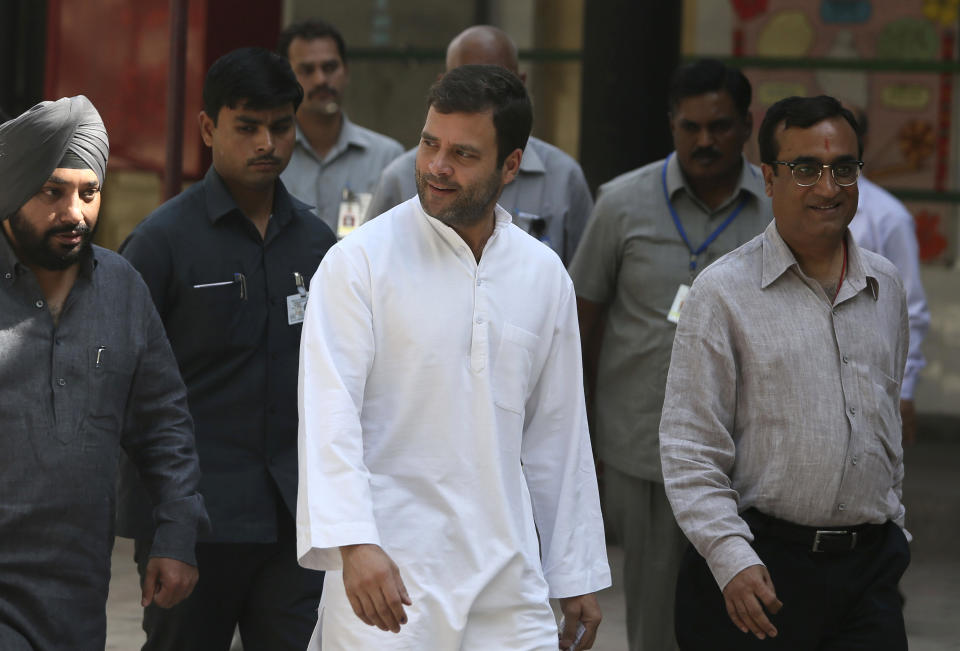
[118,47,336,651]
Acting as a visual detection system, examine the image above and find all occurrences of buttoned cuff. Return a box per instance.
[148,493,210,566]
[705,535,764,591]
[900,363,921,400]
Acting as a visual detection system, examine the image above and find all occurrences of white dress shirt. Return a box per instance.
[297,197,610,649]
[849,176,930,399]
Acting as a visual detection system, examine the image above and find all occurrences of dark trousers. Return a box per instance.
[675,517,910,650]
[135,510,324,651]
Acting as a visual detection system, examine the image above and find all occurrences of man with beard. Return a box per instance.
[278,19,403,237]
[117,49,337,650]
[0,96,208,649]
[568,58,772,651]
[365,25,594,264]
[660,95,909,650]
[297,64,611,650]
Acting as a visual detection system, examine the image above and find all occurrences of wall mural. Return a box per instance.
[686,0,957,262]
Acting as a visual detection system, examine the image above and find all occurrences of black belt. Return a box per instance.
[742,509,886,553]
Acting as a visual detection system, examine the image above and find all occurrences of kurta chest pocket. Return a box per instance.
[87,345,138,435]
[493,323,540,415]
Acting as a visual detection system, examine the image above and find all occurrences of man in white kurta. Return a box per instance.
[297,64,610,650]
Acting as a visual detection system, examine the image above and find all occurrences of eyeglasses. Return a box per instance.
[771,160,864,187]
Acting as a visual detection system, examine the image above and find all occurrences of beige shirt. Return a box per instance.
[569,153,771,481]
[660,220,908,590]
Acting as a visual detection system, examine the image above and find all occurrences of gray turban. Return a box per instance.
[0,95,109,220]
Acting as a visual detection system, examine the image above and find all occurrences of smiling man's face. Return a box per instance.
[762,116,860,251]
[414,107,513,228]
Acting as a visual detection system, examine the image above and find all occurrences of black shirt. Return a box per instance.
[117,167,336,543]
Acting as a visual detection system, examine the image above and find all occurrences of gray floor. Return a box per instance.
[105,437,960,649]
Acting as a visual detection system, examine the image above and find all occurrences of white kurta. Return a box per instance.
[297,197,610,650]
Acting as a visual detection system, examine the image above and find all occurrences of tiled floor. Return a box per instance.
[106,438,960,649]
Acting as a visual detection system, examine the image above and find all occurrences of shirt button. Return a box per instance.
[852,456,858,466]
[4,272,11,279]
[35,299,44,309]
[55,339,62,346]
[475,316,483,324]
[56,378,66,387]
[849,406,857,416]
[832,308,838,316]
[842,356,849,364]
[476,278,482,286]
[838,503,847,511]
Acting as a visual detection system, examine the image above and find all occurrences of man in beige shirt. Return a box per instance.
[660,95,909,650]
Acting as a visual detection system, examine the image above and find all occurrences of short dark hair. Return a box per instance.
[758,95,862,165]
[668,58,752,117]
[277,19,346,62]
[426,64,532,168]
[203,47,303,123]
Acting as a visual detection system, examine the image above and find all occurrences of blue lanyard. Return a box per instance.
[661,152,749,272]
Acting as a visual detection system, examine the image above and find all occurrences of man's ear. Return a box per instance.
[761,163,774,198]
[199,111,215,147]
[501,148,522,186]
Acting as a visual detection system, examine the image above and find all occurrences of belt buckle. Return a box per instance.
[812,530,856,552]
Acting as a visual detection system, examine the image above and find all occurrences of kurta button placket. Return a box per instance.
[35,299,44,309]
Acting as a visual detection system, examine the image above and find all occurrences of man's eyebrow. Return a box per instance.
[46,175,99,188]
[420,131,437,140]
[235,115,265,125]
[270,115,294,127]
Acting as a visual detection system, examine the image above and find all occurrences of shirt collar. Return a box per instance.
[518,142,545,175]
[415,196,513,252]
[294,113,368,164]
[203,166,295,229]
[666,152,764,211]
[760,220,879,300]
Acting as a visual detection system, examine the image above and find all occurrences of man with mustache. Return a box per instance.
[117,48,336,650]
[365,25,594,265]
[297,64,610,650]
[0,95,208,649]
[660,95,910,650]
[568,58,772,651]
[278,19,403,238]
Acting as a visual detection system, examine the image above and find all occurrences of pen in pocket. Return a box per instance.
[193,272,247,300]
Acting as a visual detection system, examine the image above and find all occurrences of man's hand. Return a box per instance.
[900,399,917,446]
[722,565,783,640]
[141,557,198,609]
[558,593,602,649]
[341,544,412,634]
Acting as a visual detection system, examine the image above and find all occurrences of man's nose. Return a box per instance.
[256,129,275,153]
[695,127,714,148]
[428,151,452,177]
[813,166,841,194]
[62,192,85,225]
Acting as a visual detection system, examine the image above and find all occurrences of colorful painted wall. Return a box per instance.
[684,0,957,264]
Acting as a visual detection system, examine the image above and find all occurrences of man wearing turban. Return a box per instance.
[0,96,210,650]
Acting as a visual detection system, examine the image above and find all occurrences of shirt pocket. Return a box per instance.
[85,345,139,441]
[492,323,540,415]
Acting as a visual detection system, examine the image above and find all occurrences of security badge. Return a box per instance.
[287,272,308,325]
[667,284,690,324]
[337,188,372,239]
